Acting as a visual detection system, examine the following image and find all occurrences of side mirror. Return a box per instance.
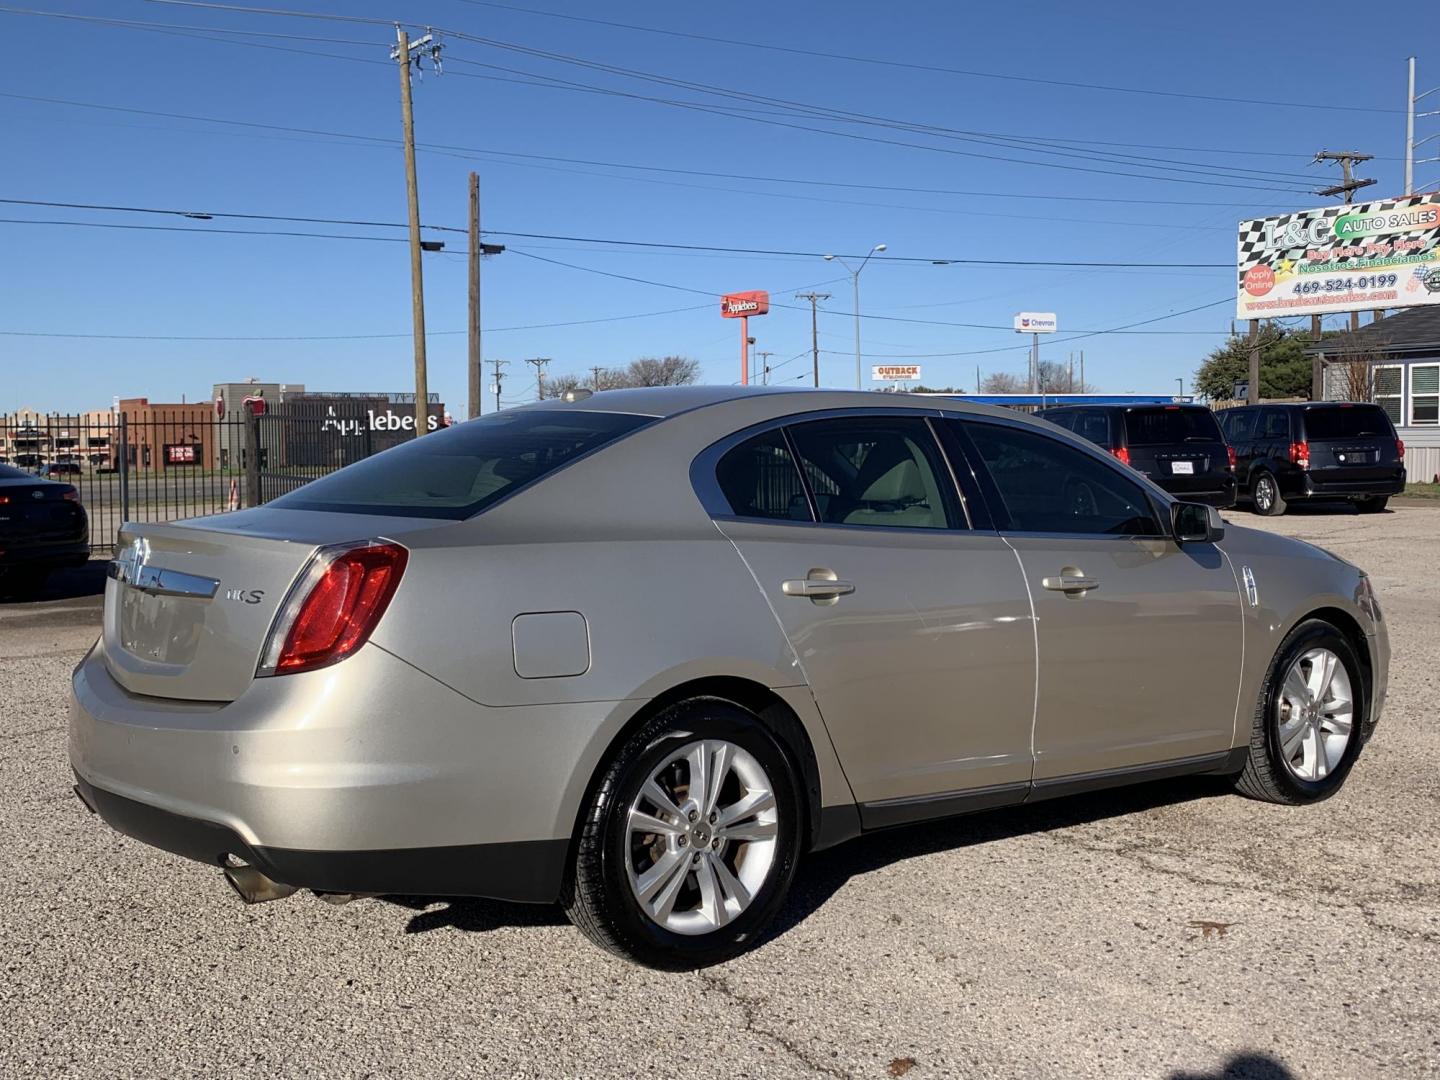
[1172,501,1225,544]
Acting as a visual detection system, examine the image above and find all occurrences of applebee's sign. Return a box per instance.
[320,406,441,436]
[720,291,770,317]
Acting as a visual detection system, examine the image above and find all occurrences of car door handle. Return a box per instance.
[782,571,855,600]
[1041,572,1099,593]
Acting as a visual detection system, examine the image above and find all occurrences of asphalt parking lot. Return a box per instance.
[2,507,1437,1080]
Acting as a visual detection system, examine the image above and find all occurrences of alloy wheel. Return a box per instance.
[1275,647,1354,782]
[624,738,779,935]
[1255,475,1274,511]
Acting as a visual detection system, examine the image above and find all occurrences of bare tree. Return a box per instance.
[541,373,585,400]
[1330,339,1391,403]
[979,371,1026,393]
[625,356,701,386]
[1036,360,1096,394]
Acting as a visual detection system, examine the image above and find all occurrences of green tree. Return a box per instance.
[1193,324,1317,401]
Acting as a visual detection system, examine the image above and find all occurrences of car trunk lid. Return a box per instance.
[0,479,83,545]
[102,508,448,702]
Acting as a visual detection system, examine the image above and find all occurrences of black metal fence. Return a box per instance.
[1,408,425,554]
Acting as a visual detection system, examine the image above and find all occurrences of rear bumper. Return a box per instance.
[72,775,566,901]
[68,642,624,903]
[0,538,89,568]
[1301,472,1406,499]
[1154,475,1237,508]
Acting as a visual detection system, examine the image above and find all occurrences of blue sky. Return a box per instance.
[2,1,1431,413]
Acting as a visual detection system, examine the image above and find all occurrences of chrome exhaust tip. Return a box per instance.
[223,863,298,905]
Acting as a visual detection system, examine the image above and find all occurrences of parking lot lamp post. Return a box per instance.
[825,244,886,390]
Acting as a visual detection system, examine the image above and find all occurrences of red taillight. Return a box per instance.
[1111,446,1131,466]
[259,541,407,677]
[62,489,80,502]
[1397,439,1405,461]
[1289,441,1310,468]
[1227,446,1237,472]
[0,495,9,505]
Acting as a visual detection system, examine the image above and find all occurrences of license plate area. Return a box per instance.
[1170,461,1194,475]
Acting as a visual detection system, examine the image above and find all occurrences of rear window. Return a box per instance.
[0,464,29,480]
[270,410,652,519]
[1301,404,1394,440]
[1123,407,1224,446]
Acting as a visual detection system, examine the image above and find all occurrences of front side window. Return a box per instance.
[714,431,810,521]
[270,410,651,519]
[786,417,961,530]
[957,421,1160,536]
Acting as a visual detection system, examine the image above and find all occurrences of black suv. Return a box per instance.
[1219,402,1405,515]
[1035,403,1237,508]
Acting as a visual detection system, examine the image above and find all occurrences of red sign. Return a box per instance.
[242,394,267,417]
[214,397,225,419]
[720,290,770,318]
[166,444,198,465]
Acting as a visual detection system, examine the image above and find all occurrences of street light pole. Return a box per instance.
[825,243,886,389]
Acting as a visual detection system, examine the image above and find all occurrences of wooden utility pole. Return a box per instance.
[1315,150,1376,335]
[590,365,605,390]
[756,351,774,385]
[525,357,551,401]
[490,357,508,413]
[1311,313,1325,400]
[467,172,481,419]
[1247,320,1261,405]
[395,27,430,438]
[795,291,830,387]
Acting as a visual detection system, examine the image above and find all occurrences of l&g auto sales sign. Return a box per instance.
[1237,194,1440,319]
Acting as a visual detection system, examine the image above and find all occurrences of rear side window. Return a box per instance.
[1259,409,1292,439]
[787,417,961,530]
[270,410,651,519]
[1123,407,1223,446]
[1073,410,1112,447]
[1301,404,1395,440]
[1038,410,1076,431]
[1221,409,1255,442]
[715,431,810,521]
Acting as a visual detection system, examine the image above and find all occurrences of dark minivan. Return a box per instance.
[1219,402,1405,516]
[1036,403,1237,508]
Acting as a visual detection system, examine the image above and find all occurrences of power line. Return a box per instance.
[452,0,1399,116]
[141,0,394,25]
[0,91,1313,209]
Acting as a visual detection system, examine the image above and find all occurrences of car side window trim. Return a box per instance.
[939,412,1170,540]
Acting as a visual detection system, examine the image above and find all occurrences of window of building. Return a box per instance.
[1373,365,1404,426]
[1409,364,1438,426]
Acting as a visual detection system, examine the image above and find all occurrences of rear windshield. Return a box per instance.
[270,410,652,519]
[1301,404,1393,440]
[1123,407,1224,446]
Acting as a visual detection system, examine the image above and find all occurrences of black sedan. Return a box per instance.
[0,464,89,587]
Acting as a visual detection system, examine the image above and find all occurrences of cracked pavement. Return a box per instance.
[1,507,1437,1079]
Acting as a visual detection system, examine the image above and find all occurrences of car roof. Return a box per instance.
[1039,402,1208,413]
[508,384,1025,423]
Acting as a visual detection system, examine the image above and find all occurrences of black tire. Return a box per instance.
[564,697,804,969]
[1251,471,1286,516]
[1234,619,1366,805]
[1356,496,1389,514]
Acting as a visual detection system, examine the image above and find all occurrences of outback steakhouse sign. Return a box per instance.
[1237,194,1440,319]
[872,365,922,382]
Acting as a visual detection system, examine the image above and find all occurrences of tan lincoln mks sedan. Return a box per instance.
[69,387,1388,968]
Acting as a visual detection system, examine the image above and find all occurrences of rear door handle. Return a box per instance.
[782,568,854,603]
[1041,572,1099,594]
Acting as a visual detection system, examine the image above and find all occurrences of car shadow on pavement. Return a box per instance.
[769,775,1231,942]
[388,776,1231,941]
[0,559,108,603]
[1169,1052,1296,1079]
